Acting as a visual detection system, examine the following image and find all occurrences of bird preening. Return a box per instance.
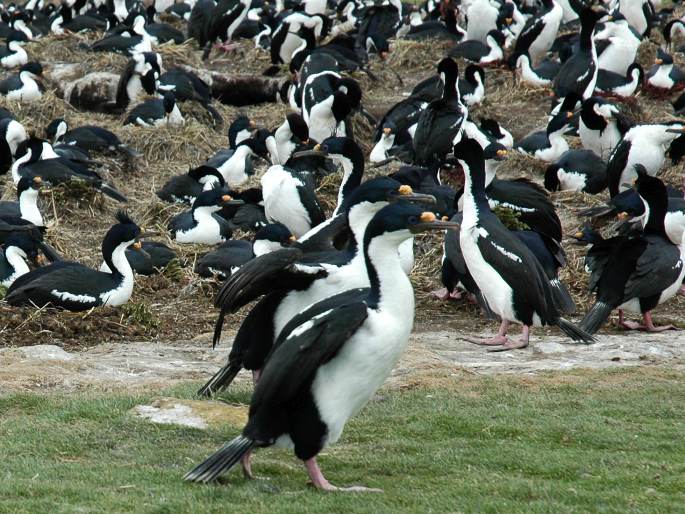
[2,0,685,497]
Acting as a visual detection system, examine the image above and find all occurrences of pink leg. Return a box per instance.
[449,289,463,300]
[241,450,254,479]
[618,311,677,331]
[488,325,530,352]
[678,284,685,296]
[304,458,382,492]
[252,369,261,383]
[214,40,240,52]
[465,320,511,346]
[642,311,677,332]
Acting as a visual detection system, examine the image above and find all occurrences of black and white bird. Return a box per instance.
[124,92,184,127]
[264,113,310,165]
[511,0,563,65]
[89,15,153,55]
[513,53,561,87]
[595,63,644,98]
[0,232,44,288]
[448,29,505,64]
[580,173,685,333]
[200,177,433,397]
[203,136,266,188]
[45,118,141,159]
[594,12,641,75]
[413,57,466,168]
[0,175,43,225]
[260,163,325,238]
[552,6,606,100]
[618,0,653,37]
[199,0,253,60]
[169,189,243,245]
[5,212,144,311]
[544,149,607,194]
[0,30,28,69]
[184,201,456,488]
[455,137,594,350]
[605,122,685,197]
[158,67,223,125]
[646,48,685,92]
[515,109,572,162]
[0,117,26,174]
[195,223,294,279]
[0,61,42,102]
[11,137,128,203]
[157,165,225,205]
[579,96,633,161]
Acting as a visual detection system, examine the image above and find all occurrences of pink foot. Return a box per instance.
[678,285,685,296]
[304,458,382,493]
[487,338,529,352]
[241,450,254,479]
[214,41,240,52]
[252,369,261,383]
[432,287,450,300]
[619,311,678,332]
[465,334,511,346]
[449,289,463,300]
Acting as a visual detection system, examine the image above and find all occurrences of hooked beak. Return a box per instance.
[35,253,47,266]
[292,144,325,158]
[655,58,663,65]
[494,149,508,161]
[219,194,245,206]
[666,127,685,134]
[409,212,460,233]
[616,211,630,221]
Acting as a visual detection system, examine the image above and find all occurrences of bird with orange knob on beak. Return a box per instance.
[169,189,245,245]
[5,211,151,311]
[199,177,437,398]
[646,48,685,93]
[186,201,458,490]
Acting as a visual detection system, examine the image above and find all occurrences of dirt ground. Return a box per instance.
[1,26,685,377]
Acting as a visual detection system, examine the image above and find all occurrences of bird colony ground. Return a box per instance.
[0,25,684,514]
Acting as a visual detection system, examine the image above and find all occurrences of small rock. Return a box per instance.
[18,345,75,362]
[532,342,568,354]
[132,397,248,429]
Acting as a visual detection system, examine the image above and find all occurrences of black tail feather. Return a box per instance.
[212,309,226,349]
[576,205,616,218]
[100,183,128,202]
[550,278,576,314]
[184,436,254,483]
[556,316,596,343]
[196,361,241,397]
[579,301,614,335]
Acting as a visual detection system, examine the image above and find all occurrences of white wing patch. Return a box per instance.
[490,241,522,263]
[51,290,97,303]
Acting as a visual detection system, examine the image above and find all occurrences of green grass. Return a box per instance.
[1,368,684,513]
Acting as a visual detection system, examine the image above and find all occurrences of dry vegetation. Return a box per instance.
[2,26,685,348]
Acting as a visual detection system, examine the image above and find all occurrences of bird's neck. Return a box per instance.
[220,145,252,187]
[4,246,29,278]
[192,206,220,226]
[461,166,491,227]
[334,152,364,215]
[364,233,414,313]
[19,189,42,226]
[642,196,667,236]
[104,241,134,282]
[579,16,597,51]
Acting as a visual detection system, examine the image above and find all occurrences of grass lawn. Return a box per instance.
[1,367,684,513]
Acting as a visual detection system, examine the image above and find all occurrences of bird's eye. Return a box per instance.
[408,216,418,224]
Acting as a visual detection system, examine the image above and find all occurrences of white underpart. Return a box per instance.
[615,124,682,192]
[369,132,395,163]
[310,230,415,447]
[528,1,563,64]
[619,0,649,35]
[216,145,254,188]
[301,70,340,124]
[466,0,499,43]
[480,36,503,64]
[518,55,552,86]
[6,119,27,156]
[1,41,28,68]
[175,206,226,244]
[273,121,296,164]
[19,187,42,225]
[609,69,641,98]
[261,165,314,238]
[252,239,285,256]
[6,72,41,102]
[100,240,136,306]
[665,211,685,245]
[579,108,621,161]
[165,104,185,127]
[308,95,343,143]
[330,155,354,215]
[114,0,128,21]
[535,130,569,162]
[648,65,675,89]
[273,201,388,336]
[2,246,29,287]
[12,20,33,40]
[596,25,640,75]
[126,75,145,104]
[463,74,485,106]
[556,168,587,191]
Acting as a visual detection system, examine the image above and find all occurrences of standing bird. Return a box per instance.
[5,212,145,311]
[455,137,594,350]
[580,172,685,333]
[413,58,466,168]
[184,202,457,488]
[552,6,606,100]
[512,0,563,65]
